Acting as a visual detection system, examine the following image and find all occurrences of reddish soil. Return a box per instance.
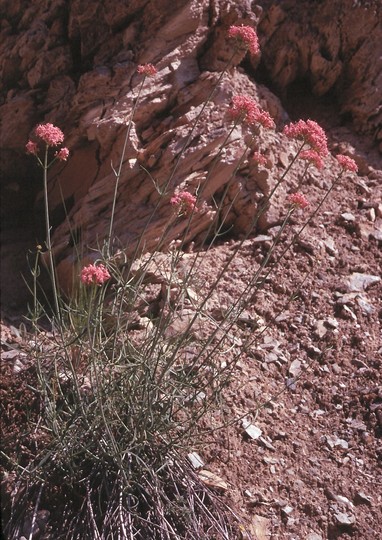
[1,122,381,539]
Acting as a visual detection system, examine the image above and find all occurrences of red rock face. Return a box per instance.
[257,0,382,139]
[0,0,381,299]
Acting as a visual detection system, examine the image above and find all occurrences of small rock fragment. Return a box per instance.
[265,352,279,363]
[332,494,354,509]
[323,237,336,255]
[356,296,375,315]
[325,435,349,449]
[275,313,289,322]
[253,234,273,244]
[247,514,270,540]
[281,505,293,516]
[187,452,204,469]
[341,212,356,222]
[279,152,289,167]
[355,179,370,194]
[307,345,322,357]
[371,227,382,241]
[361,431,372,445]
[186,288,199,302]
[340,304,357,320]
[370,401,382,412]
[286,378,297,391]
[242,418,262,440]
[325,318,339,329]
[13,358,26,373]
[297,237,316,253]
[352,358,369,369]
[306,533,323,540]
[263,456,279,465]
[288,359,302,377]
[354,491,372,506]
[331,363,341,374]
[335,292,358,305]
[198,470,228,491]
[376,409,382,429]
[1,349,21,360]
[356,220,382,241]
[261,336,281,350]
[10,325,22,339]
[347,418,367,431]
[366,207,376,222]
[259,436,276,451]
[333,511,356,526]
[311,409,325,419]
[315,320,327,338]
[346,272,381,292]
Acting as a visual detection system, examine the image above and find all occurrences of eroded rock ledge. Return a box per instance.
[1,0,381,295]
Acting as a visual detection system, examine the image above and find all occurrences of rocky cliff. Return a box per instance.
[258,0,382,136]
[1,0,381,297]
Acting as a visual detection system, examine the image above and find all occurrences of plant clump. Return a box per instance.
[2,22,361,540]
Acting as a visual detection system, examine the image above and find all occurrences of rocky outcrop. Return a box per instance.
[257,0,382,139]
[0,0,380,297]
[0,0,280,291]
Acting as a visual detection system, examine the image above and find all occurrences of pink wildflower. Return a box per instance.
[34,123,64,146]
[137,63,157,77]
[55,147,70,161]
[250,151,267,166]
[336,154,358,173]
[288,192,309,209]
[283,119,328,156]
[255,109,275,130]
[299,149,324,170]
[228,95,258,123]
[228,96,274,129]
[227,25,260,55]
[26,140,38,155]
[80,263,111,286]
[170,191,198,216]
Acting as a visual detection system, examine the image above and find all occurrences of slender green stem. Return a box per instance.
[123,51,238,280]
[164,143,306,363]
[107,77,147,255]
[42,145,61,322]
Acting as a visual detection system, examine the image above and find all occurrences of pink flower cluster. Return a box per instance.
[228,96,274,129]
[26,140,39,155]
[250,150,267,166]
[137,63,157,77]
[80,263,111,286]
[336,154,358,173]
[26,123,69,161]
[170,191,198,216]
[299,149,324,170]
[227,25,260,55]
[283,119,328,156]
[35,123,64,146]
[288,192,309,209]
[255,109,275,129]
[55,147,69,161]
[228,95,255,123]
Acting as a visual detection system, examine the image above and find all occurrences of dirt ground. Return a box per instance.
[1,116,381,539]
